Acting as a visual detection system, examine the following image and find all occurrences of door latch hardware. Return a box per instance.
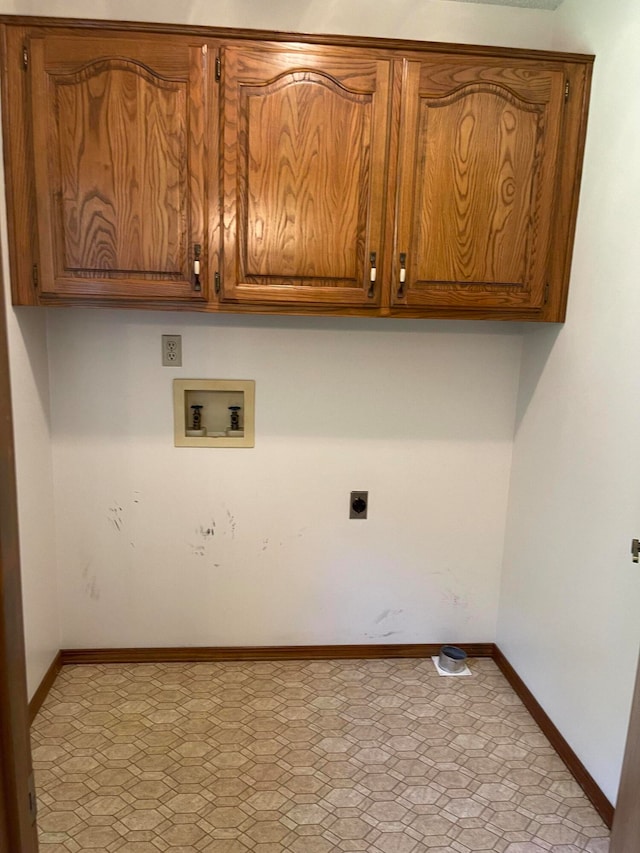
[632,539,640,563]
[368,252,377,298]
[214,271,221,294]
[27,772,37,824]
[193,244,201,291]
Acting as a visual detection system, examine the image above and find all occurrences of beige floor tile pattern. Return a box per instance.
[31,658,610,853]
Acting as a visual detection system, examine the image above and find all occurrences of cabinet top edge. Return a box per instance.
[0,14,595,64]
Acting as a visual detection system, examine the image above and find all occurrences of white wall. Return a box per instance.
[5,0,637,810]
[4,0,549,653]
[49,311,521,648]
[497,0,640,805]
[1,0,554,48]
[0,2,552,694]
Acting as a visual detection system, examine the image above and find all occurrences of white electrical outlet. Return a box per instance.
[162,334,182,367]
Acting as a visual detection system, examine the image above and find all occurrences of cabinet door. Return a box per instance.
[30,34,208,300]
[221,45,391,307]
[393,58,565,311]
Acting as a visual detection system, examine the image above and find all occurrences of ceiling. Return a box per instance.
[448,0,563,9]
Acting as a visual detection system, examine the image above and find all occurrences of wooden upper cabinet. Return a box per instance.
[28,33,209,300]
[2,20,592,318]
[392,58,566,311]
[220,45,392,306]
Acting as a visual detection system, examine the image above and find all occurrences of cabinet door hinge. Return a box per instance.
[565,79,570,102]
[22,45,28,70]
[215,53,221,82]
[27,772,37,825]
[543,281,550,305]
[214,271,221,294]
[32,264,39,289]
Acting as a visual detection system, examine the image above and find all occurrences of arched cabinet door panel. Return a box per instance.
[30,34,209,301]
[221,45,392,307]
[392,58,565,311]
[2,22,592,318]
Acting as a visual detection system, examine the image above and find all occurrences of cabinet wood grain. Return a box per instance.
[393,58,565,310]
[1,19,593,321]
[221,44,392,306]
[29,33,209,300]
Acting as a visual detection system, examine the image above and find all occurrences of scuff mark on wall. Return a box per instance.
[187,518,224,562]
[81,561,100,600]
[86,577,101,600]
[365,630,400,639]
[441,589,469,609]
[108,505,123,532]
[226,509,237,539]
[367,609,405,639]
[198,521,216,539]
[374,608,403,624]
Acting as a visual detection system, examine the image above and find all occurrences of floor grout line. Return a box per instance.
[31,657,609,852]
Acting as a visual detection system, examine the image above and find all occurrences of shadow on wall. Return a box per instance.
[513,323,563,433]
[45,309,526,443]
[10,306,52,431]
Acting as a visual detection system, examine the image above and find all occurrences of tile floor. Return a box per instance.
[31,658,610,852]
